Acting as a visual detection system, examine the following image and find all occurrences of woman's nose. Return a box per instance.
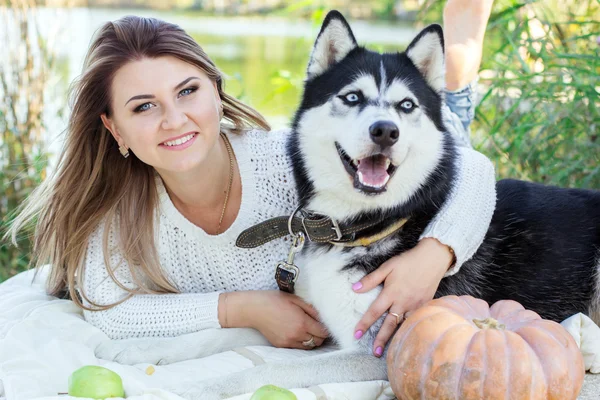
[161,106,188,131]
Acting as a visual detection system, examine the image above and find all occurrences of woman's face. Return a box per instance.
[101,56,222,174]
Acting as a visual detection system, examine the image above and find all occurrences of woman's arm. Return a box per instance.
[352,112,496,357]
[82,222,328,347]
[352,148,496,357]
[442,0,495,143]
[420,146,497,276]
[81,223,222,339]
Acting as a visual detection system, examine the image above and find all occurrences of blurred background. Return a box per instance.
[1,0,599,281]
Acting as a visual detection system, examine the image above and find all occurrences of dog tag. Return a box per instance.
[275,233,305,293]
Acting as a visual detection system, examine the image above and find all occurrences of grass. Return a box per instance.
[469,0,599,188]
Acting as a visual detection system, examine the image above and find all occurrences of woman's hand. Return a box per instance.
[221,290,329,350]
[352,238,454,357]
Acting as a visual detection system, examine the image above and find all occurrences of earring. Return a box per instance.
[119,144,130,158]
[219,103,224,119]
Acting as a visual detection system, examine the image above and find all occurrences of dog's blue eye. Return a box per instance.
[400,100,414,110]
[343,92,361,104]
[346,93,359,102]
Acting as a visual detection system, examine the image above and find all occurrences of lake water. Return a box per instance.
[2,7,417,157]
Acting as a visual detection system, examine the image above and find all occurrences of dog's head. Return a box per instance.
[290,10,454,220]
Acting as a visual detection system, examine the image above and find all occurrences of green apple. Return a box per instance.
[250,385,297,400]
[68,365,125,399]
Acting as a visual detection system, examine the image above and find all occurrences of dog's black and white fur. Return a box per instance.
[290,11,600,327]
[96,11,600,399]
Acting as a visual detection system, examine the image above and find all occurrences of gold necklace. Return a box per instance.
[217,132,234,234]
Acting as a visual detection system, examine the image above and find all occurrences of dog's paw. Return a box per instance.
[95,338,178,365]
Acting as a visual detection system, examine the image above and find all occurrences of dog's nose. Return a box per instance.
[369,121,399,148]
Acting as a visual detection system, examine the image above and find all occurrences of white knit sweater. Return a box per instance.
[82,129,496,339]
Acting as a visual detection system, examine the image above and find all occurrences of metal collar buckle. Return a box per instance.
[305,214,342,242]
[288,206,343,242]
[330,217,343,241]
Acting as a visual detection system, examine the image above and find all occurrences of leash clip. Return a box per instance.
[275,231,305,293]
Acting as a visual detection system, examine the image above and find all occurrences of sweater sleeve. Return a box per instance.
[80,222,222,339]
[419,146,497,276]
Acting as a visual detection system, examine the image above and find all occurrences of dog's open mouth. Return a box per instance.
[335,143,397,194]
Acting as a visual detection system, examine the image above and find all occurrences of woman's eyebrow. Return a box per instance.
[174,76,200,91]
[124,76,201,106]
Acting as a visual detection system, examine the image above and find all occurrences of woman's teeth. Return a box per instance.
[163,133,195,147]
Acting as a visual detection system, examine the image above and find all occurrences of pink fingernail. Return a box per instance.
[375,346,383,356]
[354,330,363,339]
[352,282,362,291]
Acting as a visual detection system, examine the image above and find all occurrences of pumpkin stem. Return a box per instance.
[473,317,506,330]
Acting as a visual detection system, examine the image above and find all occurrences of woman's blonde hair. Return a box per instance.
[6,15,270,310]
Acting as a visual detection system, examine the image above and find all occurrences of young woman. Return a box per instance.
[8,0,496,357]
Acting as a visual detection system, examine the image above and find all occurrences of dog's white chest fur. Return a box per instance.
[294,246,382,349]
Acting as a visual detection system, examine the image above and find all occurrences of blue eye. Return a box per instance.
[179,86,198,97]
[339,91,362,105]
[133,86,198,113]
[400,99,415,111]
[346,93,360,102]
[134,103,153,113]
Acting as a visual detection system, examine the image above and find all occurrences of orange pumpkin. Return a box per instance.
[386,295,585,400]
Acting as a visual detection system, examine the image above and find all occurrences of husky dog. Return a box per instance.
[96,10,600,399]
[287,12,600,328]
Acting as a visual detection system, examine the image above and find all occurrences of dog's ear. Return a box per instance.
[406,24,445,93]
[306,10,357,79]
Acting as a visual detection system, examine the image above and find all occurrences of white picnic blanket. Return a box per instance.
[1,267,598,400]
[0,267,394,400]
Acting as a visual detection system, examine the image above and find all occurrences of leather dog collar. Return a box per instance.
[236,208,410,294]
[236,207,409,248]
[328,217,409,247]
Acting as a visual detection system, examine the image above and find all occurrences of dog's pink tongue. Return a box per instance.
[357,156,389,187]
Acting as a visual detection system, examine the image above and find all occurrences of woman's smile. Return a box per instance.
[159,131,198,150]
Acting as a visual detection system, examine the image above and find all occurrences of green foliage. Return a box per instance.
[472,0,599,188]
[419,0,599,187]
[0,3,54,281]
